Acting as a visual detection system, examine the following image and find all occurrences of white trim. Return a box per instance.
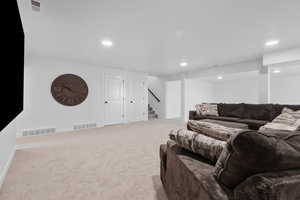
[0,148,16,189]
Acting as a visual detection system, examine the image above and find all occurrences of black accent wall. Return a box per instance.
[1,0,24,131]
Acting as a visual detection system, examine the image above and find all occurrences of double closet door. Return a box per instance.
[104,72,147,125]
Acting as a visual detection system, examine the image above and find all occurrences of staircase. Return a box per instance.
[148,104,158,120]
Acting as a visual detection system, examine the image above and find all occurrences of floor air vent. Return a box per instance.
[73,123,97,131]
[22,128,56,137]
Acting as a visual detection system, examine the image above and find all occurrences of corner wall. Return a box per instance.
[0,121,16,187]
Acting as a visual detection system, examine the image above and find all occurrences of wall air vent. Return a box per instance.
[31,0,40,12]
[73,123,97,131]
[22,128,56,137]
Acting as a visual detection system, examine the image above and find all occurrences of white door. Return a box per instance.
[166,80,182,119]
[104,74,124,125]
[127,75,148,122]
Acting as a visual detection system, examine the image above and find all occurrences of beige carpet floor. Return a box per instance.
[0,119,184,200]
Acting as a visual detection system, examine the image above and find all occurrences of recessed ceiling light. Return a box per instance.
[273,69,281,74]
[217,76,223,80]
[101,39,113,47]
[265,40,279,47]
[180,61,188,67]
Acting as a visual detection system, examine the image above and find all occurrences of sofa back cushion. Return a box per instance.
[218,103,245,118]
[199,103,300,122]
[242,104,275,121]
[214,130,300,189]
[218,103,300,121]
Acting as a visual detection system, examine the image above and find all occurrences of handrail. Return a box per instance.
[148,88,160,103]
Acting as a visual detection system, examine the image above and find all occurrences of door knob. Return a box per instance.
[130,101,134,103]
[105,101,108,104]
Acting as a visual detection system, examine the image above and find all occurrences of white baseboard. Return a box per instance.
[0,148,16,189]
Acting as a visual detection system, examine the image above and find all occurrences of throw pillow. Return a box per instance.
[214,130,300,189]
[169,129,226,163]
[188,120,246,141]
[259,107,300,132]
[195,103,219,116]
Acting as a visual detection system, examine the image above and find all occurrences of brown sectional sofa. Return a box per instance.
[160,103,300,200]
[189,103,300,130]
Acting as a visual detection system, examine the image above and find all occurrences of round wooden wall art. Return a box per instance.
[51,74,88,106]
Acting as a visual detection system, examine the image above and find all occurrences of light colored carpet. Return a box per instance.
[0,119,184,200]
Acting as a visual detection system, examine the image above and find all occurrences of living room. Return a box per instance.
[1,0,300,199]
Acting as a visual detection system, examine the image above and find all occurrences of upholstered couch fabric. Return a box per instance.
[214,130,300,188]
[200,119,249,129]
[187,120,246,141]
[189,111,267,130]
[160,141,232,200]
[169,128,226,163]
[160,141,300,200]
[189,103,300,130]
[234,169,300,200]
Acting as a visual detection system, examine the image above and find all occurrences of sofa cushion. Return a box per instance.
[259,107,300,132]
[200,119,249,129]
[218,103,245,118]
[188,120,246,141]
[214,130,300,189]
[198,115,240,122]
[271,104,300,121]
[237,119,267,130]
[169,129,226,163]
[241,104,274,121]
[274,107,300,125]
[196,103,219,116]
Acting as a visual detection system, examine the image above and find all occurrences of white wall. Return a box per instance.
[270,74,300,104]
[213,78,259,103]
[0,121,16,187]
[17,55,148,137]
[147,76,166,118]
[165,80,181,119]
[17,56,104,136]
[184,79,214,120]
[183,71,260,120]
[268,61,300,104]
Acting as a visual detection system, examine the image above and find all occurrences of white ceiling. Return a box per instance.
[18,0,300,75]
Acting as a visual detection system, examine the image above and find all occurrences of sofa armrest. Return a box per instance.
[234,169,300,200]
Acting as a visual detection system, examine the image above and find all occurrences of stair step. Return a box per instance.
[148,104,158,119]
[148,113,158,119]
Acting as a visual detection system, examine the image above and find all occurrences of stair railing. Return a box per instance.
[148,88,160,103]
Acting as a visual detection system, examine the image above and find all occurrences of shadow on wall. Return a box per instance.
[152,175,168,200]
